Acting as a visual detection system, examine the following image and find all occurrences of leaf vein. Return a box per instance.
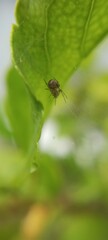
[44,0,54,75]
[80,0,96,55]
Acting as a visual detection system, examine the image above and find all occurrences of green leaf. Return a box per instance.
[60,216,108,240]
[11,0,108,109]
[0,147,28,189]
[0,106,11,140]
[6,67,43,156]
[31,154,63,201]
[6,67,33,152]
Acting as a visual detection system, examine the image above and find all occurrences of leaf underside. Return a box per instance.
[11,0,108,108]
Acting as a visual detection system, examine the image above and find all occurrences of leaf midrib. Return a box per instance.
[44,0,54,74]
[80,0,96,56]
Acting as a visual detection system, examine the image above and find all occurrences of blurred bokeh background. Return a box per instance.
[0,1,108,240]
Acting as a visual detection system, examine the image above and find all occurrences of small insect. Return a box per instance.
[44,78,67,102]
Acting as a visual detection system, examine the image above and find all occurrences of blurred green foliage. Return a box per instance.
[1,60,108,239]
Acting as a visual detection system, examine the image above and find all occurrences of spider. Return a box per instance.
[44,79,67,102]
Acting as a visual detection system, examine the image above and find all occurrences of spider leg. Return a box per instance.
[43,78,48,87]
[43,79,50,91]
[54,97,57,105]
[49,94,52,101]
[60,89,67,102]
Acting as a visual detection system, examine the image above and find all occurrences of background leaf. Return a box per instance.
[0,107,11,140]
[0,146,28,189]
[6,67,43,157]
[6,67,33,152]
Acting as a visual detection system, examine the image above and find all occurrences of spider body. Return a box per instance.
[47,79,61,98]
[44,78,67,102]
